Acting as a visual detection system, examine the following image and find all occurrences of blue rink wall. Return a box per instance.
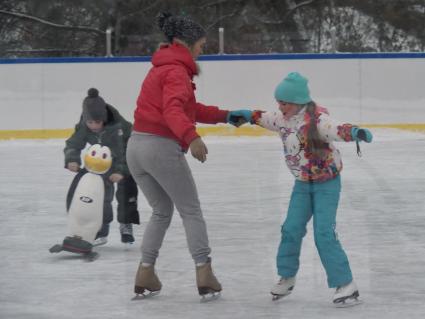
[0,52,424,139]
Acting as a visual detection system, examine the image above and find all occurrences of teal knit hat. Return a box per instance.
[274,72,312,104]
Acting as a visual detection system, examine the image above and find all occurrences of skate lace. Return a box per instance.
[336,284,348,293]
[120,223,133,235]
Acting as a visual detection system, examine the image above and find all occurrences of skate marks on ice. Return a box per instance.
[121,242,136,252]
[131,290,160,301]
[271,290,363,309]
[269,282,363,307]
[131,291,221,303]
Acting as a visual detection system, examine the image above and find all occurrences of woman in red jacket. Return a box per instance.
[126,12,252,301]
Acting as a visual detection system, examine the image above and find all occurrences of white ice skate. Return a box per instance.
[333,281,362,308]
[93,236,108,247]
[271,277,295,301]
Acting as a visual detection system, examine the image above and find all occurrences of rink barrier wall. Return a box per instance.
[1,52,425,139]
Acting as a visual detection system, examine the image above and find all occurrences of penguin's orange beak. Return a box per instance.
[84,154,112,175]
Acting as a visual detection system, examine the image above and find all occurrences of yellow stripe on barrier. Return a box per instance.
[0,124,424,140]
[0,129,74,140]
[197,125,275,137]
[361,123,425,132]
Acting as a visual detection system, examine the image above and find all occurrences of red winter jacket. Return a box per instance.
[133,43,229,150]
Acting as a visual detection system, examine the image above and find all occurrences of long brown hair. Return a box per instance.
[305,101,327,158]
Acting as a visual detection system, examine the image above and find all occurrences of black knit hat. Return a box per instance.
[157,12,206,45]
[82,88,107,122]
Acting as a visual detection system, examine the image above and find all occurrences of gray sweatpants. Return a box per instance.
[126,133,211,264]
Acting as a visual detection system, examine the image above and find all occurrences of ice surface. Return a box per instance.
[1,129,425,319]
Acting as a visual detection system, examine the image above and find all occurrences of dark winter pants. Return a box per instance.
[116,175,140,224]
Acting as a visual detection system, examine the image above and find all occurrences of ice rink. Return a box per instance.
[1,128,425,319]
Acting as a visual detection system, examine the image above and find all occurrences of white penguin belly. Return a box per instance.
[67,173,104,243]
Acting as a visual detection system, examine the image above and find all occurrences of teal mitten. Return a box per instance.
[227,110,253,127]
[351,127,373,143]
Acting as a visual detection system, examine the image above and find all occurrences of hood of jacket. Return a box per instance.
[152,42,197,78]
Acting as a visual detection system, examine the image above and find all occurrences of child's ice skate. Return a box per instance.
[333,281,362,307]
[271,277,295,301]
[196,257,222,302]
[132,263,162,300]
[93,236,108,246]
[120,223,135,245]
[93,223,109,246]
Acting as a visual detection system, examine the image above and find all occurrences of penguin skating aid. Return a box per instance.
[49,144,112,261]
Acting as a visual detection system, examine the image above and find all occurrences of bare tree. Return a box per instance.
[0,9,105,35]
[0,0,424,57]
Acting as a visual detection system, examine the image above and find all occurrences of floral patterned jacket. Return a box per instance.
[253,106,355,182]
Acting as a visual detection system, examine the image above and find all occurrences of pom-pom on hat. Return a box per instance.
[274,72,312,104]
[157,12,206,45]
[82,88,107,122]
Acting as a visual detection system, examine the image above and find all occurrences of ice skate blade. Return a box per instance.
[271,286,293,301]
[93,239,107,247]
[131,291,160,300]
[271,292,291,301]
[334,298,363,308]
[200,292,221,303]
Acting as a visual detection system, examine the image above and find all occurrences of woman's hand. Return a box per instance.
[189,137,208,163]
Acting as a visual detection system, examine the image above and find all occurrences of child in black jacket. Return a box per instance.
[64,88,139,245]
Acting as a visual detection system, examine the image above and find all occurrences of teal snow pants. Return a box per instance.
[276,175,353,288]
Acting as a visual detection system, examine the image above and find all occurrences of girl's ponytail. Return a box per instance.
[306,101,327,158]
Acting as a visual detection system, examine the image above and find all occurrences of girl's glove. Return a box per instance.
[227,110,253,127]
[351,127,373,143]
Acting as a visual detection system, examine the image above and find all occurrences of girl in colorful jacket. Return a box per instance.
[126,12,251,301]
[251,72,372,306]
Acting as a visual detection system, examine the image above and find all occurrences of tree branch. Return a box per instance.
[205,12,238,31]
[121,0,161,20]
[252,0,317,25]
[199,0,231,9]
[0,9,105,35]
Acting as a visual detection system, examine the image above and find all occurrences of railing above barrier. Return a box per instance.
[0,52,424,64]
